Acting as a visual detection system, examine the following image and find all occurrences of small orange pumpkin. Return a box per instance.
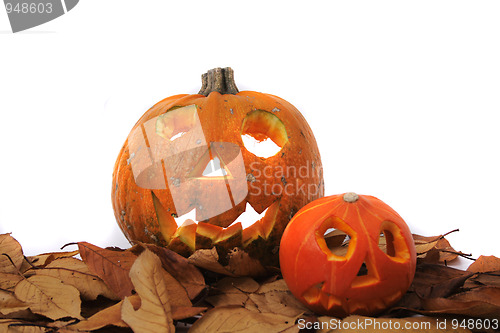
[279,192,416,317]
[112,68,324,266]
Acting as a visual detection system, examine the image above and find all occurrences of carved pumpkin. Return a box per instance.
[112,68,324,266]
[279,192,416,316]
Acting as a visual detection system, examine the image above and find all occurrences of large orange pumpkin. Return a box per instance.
[279,192,416,316]
[112,68,324,266]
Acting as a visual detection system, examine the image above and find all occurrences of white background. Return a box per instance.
[1,1,499,270]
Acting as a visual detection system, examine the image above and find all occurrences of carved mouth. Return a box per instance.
[302,282,403,316]
[152,192,281,252]
[174,202,269,230]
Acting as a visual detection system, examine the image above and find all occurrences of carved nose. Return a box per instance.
[202,157,227,177]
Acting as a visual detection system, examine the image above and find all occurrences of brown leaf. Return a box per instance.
[0,234,24,274]
[188,248,237,276]
[464,271,500,289]
[0,289,28,315]
[33,257,118,301]
[205,277,255,308]
[172,306,207,320]
[158,263,192,309]
[0,272,23,290]
[188,247,268,277]
[255,280,309,317]
[421,287,500,319]
[248,290,308,318]
[72,295,141,331]
[189,306,297,333]
[256,278,289,294]
[411,263,473,299]
[413,231,466,264]
[24,250,79,269]
[206,277,308,321]
[413,234,439,255]
[225,248,268,277]
[434,237,459,262]
[14,275,83,320]
[0,319,49,332]
[391,263,474,315]
[255,280,308,317]
[130,243,206,300]
[467,255,500,273]
[78,242,137,298]
[121,250,175,332]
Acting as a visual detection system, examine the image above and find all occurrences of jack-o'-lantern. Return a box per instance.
[112,68,324,266]
[279,192,416,316]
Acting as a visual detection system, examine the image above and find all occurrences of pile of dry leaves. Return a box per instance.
[0,231,499,332]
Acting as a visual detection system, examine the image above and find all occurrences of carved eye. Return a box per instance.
[378,220,411,262]
[316,217,357,260]
[241,110,288,158]
[156,105,198,141]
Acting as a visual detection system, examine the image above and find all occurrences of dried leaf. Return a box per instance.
[248,290,307,318]
[411,263,473,298]
[206,277,308,321]
[0,289,29,315]
[0,319,48,333]
[390,263,474,315]
[225,248,268,277]
[421,286,500,319]
[413,231,466,263]
[72,294,141,331]
[0,234,24,274]
[188,247,268,277]
[24,250,79,269]
[158,265,192,309]
[464,271,500,289]
[172,306,207,320]
[257,279,290,294]
[78,242,136,298]
[14,275,83,320]
[434,237,459,262]
[0,272,23,290]
[34,257,118,301]
[188,248,236,276]
[189,306,297,333]
[131,243,206,300]
[467,255,500,273]
[121,250,175,332]
[205,277,253,308]
[413,234,439,255]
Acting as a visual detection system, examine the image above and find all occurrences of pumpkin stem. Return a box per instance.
[199,67,239,96]
[343,192,359,203]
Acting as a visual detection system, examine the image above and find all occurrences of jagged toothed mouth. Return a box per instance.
[173,202,268,229]
[151,192,281,251]
[302,282,403,315]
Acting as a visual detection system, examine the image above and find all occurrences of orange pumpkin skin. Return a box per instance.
[112,69,323,267]
[279,193,416,317]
